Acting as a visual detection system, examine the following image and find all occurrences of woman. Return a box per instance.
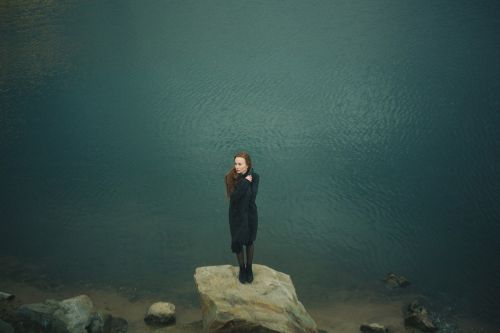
[224,151,260,284]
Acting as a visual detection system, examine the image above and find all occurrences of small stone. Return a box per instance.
[360,322,388,333]
[384,272,410,288]
[404,300,438,332]
[397,275,410,287]
[144,302,176,327]
[384,273,400,288]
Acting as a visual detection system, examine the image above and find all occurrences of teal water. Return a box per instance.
[1,0,499,327]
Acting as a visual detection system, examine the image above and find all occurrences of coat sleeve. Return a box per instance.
[251,173,259,200]
[230,178,250,201]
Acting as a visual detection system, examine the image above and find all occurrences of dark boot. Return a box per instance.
[245,243,255,283]
[246,264,254,283]
[236,251,246,284]
[238,265,247,284]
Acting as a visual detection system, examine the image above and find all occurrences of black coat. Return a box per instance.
[228,168,259,252]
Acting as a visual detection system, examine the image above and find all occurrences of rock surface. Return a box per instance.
[194,264,317,333]
[144,302,176,326]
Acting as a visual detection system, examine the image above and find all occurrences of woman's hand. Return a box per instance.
[245,175,253,182]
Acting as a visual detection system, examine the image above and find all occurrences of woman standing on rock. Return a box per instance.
[225,151,260,284]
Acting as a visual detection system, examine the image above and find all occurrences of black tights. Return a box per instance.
[236,243,254,268]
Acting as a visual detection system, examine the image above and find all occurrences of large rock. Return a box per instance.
[16,295,94,333]
[194,264,317,333]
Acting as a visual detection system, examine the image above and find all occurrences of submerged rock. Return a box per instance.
[384,273,410,288]
[404,300,438,332]
[194,264,317,333]
[144,302,176,327]
[360,322,388,333]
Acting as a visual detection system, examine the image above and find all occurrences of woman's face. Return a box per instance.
[234,157,248,174]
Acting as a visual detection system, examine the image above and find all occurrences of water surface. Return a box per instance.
[1,0,500,328]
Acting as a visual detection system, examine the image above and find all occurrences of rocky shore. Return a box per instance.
[0,261,495,333]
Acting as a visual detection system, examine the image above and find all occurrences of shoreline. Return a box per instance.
[0,255,496,333]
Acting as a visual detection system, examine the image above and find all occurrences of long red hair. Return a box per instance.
[225,151,252,199]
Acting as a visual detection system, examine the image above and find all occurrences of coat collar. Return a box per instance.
[240,168,252,178]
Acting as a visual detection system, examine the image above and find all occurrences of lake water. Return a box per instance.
[1,0,499,330]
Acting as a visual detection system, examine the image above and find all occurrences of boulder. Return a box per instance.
[16,295,94,333]
[55,295,94,332]
[194,264,317,333]
[404,300,437,332]
[16,300,67,333]
[144,302,176,327]
[360,322,388,333]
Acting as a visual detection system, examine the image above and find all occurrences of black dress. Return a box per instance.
[228,168,259,253]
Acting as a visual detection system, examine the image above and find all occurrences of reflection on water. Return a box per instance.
[1,0,500,329]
